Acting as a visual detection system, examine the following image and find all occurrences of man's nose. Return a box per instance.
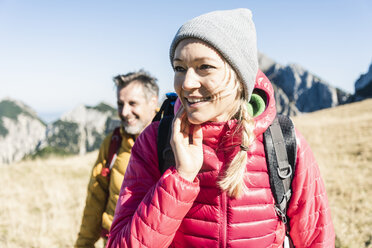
[121,104,131,117]
[182,68,201,91]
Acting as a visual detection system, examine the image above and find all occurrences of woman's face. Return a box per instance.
[173,38,240,124]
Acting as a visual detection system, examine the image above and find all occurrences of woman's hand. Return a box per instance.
[170,106,203,182]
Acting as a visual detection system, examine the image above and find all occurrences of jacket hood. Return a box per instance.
[173,69,277,137]
[252,69,276,136]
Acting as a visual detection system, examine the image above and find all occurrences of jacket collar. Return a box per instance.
[252,69,277,136]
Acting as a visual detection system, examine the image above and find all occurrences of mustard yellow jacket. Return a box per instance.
[75,127,135,248]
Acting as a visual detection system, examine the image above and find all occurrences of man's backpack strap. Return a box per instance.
[154,93,177,174]
[263,115,297,224]
[101,127,122,177]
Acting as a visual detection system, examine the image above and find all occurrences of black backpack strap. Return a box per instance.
[154,93,177,174]
[152,93,178,122]
[264,114,297,224]
[157,116,176,174]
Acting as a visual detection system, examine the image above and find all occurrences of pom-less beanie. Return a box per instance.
[169,8,258,101]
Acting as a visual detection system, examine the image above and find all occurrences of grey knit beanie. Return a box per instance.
[169,8,258,101]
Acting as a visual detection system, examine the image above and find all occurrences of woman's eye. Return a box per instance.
[174,66,186,72]
[199,64,214,70]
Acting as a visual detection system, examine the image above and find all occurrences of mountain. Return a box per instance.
[354,62,372,99]
[0,98,46,164]
[258,53,351,115]
[0,100,119,164]
[2,55,367,164]
[36,102,119,156]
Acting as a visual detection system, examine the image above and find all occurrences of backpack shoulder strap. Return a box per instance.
[157,116,175,174]
[155,93,177,174]
[263,114,297,224]
[152,92,178,122]
[101,127,122,177]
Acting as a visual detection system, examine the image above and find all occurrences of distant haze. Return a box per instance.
[38,111,64,124]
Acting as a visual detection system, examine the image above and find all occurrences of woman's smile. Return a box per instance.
[184,96,212,105]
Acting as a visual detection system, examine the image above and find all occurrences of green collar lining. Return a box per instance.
[247,93,266,117]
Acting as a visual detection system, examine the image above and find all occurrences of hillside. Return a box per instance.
[293,99,372,247]
[0,99,371,247]
[0,152,100,247]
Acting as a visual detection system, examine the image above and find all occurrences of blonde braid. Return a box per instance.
[218,99,255,198]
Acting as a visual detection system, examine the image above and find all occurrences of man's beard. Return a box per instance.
[121,119,146,135]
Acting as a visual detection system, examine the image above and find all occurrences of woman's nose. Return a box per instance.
[182,68,201,90]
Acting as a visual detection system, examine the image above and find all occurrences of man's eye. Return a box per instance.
[174,66,186,72]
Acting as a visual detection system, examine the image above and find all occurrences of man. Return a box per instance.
[75,70,159,247]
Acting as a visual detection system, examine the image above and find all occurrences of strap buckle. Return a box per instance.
[275,205,288,224]
[277,162,292,179]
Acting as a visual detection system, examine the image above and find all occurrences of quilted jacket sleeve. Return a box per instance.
[287,129,335,248]
[75,134,111,248]
[106,122,200,248]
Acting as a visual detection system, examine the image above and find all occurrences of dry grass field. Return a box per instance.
[293,99,372,248]
[0,152,103,248]
[0,99,371,248]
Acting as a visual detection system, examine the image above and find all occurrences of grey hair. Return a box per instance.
[113,69,159,100]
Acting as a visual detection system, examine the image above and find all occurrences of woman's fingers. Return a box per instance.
[170,105,203,182]
[173,106,190,139]
[173,105,202,146]
[172,105,184,136]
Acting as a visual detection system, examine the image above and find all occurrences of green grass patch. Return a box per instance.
[0,100,45,137]
[25,146,75,160]
[0,100,32,137]
[86,102,116,115]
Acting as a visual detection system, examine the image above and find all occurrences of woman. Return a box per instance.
[107,9,335,247]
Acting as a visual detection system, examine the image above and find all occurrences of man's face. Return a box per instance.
[117,81,157,135]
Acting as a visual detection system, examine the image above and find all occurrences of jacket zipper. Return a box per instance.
[220,191,227,248]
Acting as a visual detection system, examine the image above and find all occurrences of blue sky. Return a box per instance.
[1,0,371,122]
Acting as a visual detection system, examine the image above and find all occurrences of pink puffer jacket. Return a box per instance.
[107,70,335,248]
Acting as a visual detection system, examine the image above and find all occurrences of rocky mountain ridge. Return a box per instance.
[1,55,370,164]
[258,53,351,115]
[354,63,372,99]
[0,99,119,164]
[38,102,119,156]
[0,99,46,164]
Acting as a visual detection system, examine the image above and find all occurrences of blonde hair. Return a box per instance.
[217,69,256,198]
